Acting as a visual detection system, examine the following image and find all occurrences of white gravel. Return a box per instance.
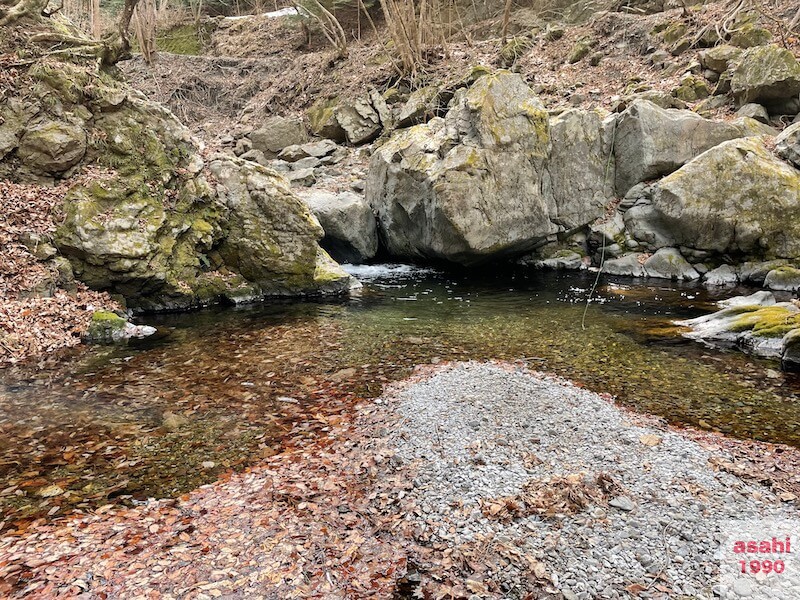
[384,362,798,600]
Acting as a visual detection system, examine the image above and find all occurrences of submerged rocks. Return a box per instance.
[367,72,555,265]
[86,310,156,343]
[651,137,800,259]
[612,99,772,195]
[300,190,378,263]
[731,45,800,105]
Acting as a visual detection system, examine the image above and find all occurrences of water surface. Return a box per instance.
[1,266,798,530]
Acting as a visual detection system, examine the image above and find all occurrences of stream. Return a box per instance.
[1,265,798,531]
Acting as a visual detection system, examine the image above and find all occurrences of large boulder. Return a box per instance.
[366,71,554,265]
[18,119,87,175]
[651,137,800,260]
[542,108,616,230]
[1,60,352,311]
[731,45,800,105]
[613,99,774,195]
[300,190,379,263]
[249,116,309,157]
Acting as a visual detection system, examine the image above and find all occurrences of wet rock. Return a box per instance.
[300,190,378,263]
[731,45,800,105]
[249,116,308,157]
[18,120,87,175]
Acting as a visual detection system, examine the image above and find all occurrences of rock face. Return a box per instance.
[651,137,800,260]
[543,108,615,230]
[3,57,351,311]
[613,99,773,195]
[731,45,800,105]
[300,190,379,263]
[249,116,308,157]
[307,96,382,145]
[366,72,555,265]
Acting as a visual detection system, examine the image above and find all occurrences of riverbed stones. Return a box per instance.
[603,253,646,277]
[612,99,772,195]
[300,190,378,263]
[731,45,800,105]
[367,71,555,265]
[18,120,87,175]
[651,137,800,259]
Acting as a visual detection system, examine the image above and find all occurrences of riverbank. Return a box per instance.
[2,361,797,598]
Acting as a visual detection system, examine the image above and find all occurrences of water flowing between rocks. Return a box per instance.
[1,265,798,531]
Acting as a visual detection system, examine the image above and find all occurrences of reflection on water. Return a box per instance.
[0,265,798,530]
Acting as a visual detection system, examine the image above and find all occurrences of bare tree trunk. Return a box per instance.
[101,0,141,64]
[90,0,101,38]
[501,0,512,44]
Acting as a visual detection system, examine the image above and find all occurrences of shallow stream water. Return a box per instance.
[1,265,798,530]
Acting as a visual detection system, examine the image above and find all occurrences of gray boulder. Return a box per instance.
[397,86,440,127]
[335,97,382,145]
[764,266,800,291]
[731,45,800,105]
[300,190,379,263]
[704,264,739,286]
[698,44,742,73]
[740,260,793,284]
[613,99,773,195]
[736,103,770,124]
[367,72,555,265]
[603,253,646,277]
[651,137,800,259]
[18,120,87,175]
[776,122,800,168]
[643,248,700,280]
[543,108,616,230]
[250,116,308,157]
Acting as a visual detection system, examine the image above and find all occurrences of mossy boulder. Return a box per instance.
[699,45,742,74]
[731,45,800,105]
[397,86,440,127]
[652,137,800,260]
[567,39,592,64]
[764,266,800,291]
[307,96,382,145]
[729,23,772,49]
[18,119,87,175]
[679,293,800,369]
[500,36,534,66]
[672,75,712,102]
[307,97,347,142]
[367,71,554,265]
[613,99,774,195]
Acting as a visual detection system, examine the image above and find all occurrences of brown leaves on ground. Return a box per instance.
[481,472,620,522]
[0,177,119,366]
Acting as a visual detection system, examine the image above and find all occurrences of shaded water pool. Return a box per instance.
[1,266,798,530]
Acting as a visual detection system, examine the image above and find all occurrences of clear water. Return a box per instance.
[1,265,798,530]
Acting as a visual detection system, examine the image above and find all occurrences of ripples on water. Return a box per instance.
[1,265,798,529]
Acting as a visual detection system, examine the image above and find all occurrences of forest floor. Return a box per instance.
[123,0,800,144]
[1,361,798,599]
